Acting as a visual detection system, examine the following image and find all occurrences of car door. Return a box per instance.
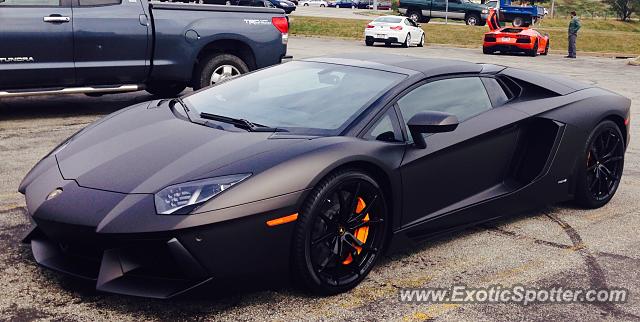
[446,0,466,19]
[71,0,150,86]
[397,76,523,229]
[411,19,423,39]
[405,18,421,39]
[430,0,446,17]
[0,0,74,89]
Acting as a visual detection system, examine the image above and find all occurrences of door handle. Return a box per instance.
[43,15,71,23]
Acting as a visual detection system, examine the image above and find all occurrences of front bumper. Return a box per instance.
[21,156,304,298]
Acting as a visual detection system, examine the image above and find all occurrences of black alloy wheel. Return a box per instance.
[292,170,387,294]
[575,120,625,208]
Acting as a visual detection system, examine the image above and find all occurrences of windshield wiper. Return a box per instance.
[170,97,191,118]
[199,112,288,132]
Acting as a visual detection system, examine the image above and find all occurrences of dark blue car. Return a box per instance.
[329,0,354,8]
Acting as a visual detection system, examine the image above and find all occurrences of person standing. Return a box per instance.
[566,11,581,58]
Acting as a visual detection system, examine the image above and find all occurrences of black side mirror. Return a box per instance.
[407,111,459,149]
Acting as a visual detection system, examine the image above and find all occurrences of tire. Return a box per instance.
[574,120,625,209]
[145,82,187,97]
[528,40,538,57]
[365,39,374,46]
[407,9,422,23]
[303,3,308,5]
[417,33,424,47]
[320,3,325,6]
[465,13,480,26]
[483,47,494,54]
[291,169,388,295]
[193,53,248,90]
[512,16,524,27]
[541,40,549,55]
[403,33,411,47]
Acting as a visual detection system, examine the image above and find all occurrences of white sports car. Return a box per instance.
[364,16,425,47]
[300,0,328,6]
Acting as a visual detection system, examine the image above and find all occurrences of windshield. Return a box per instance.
[184,61,405,135]
[374,17,403,23]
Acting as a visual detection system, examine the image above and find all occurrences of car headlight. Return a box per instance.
[482,9,488,13]
[154,174,251,215]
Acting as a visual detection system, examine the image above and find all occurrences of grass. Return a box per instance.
[289,16,640,55]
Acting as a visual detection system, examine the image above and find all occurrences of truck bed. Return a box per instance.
[149,2,288,83]
[151,2,284,14]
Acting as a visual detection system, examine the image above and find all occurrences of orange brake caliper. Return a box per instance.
[342,197,370,265]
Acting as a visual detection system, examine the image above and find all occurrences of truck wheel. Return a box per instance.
[194,53,249,90]
[512,16,524,27]
[465,13,480,26]
[145,82,187,97]
[407,10,422,23]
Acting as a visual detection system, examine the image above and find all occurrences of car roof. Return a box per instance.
[302,53,490,78]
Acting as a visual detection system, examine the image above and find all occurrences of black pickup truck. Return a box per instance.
[0,0,290,97]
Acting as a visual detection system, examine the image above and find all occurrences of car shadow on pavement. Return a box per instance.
[0,92,159,122]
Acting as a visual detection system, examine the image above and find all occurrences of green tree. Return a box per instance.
[605,0,639,20]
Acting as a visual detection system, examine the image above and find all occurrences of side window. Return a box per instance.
[481,77,511,107]
[78,0,121,6]
[363,108,404,142]
[397,77,492,138]
[0,0,60,6]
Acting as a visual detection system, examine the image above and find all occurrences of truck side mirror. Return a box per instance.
[407,111,459,149]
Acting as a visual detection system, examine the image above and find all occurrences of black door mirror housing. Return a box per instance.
[407,111,459,148]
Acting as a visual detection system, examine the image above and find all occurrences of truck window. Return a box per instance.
[78,0,121,6]
[0,0,60,6]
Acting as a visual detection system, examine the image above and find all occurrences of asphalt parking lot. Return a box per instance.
[1,37,639,321]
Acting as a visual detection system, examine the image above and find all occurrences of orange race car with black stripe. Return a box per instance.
[483,27,549,56]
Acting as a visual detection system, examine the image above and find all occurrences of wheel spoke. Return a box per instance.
[349,194,378,224]
[589,174,600,191]
[318,212,335,225]
[344,232,364,247]
[349,218,384,230]
[349,182,362,215]
[600,165,619,182]
[312,231,336,246]
[337,191,350,223]
[316,251,335,273]
[602,156,623,164]
[604,137,620,159]
[590,146,600,162]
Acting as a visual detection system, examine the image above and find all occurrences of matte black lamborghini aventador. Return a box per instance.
[20,54,631,298]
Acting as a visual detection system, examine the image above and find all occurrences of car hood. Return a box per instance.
[55,102,308,194]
